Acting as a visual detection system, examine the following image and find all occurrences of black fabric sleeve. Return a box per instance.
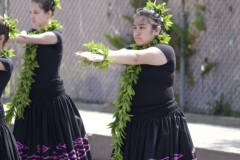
[154,44,175,62]
[51,29,63,44]
[123,45,132,49]
[28,28,63,44]
[0,58,13,73]
[124,44,175,62]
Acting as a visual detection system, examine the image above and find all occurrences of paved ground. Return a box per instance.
[78,108,240,154]
[74,101,240,159]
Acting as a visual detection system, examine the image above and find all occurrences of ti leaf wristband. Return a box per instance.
[79,41,114,72]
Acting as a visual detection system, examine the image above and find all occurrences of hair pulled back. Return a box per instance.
[0,16,9,48]
[31,0,56,15]
[134,8,163,31]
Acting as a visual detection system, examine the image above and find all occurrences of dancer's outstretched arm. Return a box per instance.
[15,30,57,45]
[75,46,167,66]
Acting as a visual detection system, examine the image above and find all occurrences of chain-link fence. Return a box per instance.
[2,0,240,116]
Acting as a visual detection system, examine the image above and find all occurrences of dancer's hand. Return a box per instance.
[9,30,27,43]
[75,52,104,62]
[20,30,27,35]
[15,30,28,44]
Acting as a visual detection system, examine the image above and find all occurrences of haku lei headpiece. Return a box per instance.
[78,1,173,159]
[0,14,20,58]
[145,0,173,31]
[3,14,20,41]
[53,0,62,9]
[130,0,173,49]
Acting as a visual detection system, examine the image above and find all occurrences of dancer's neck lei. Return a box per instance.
[0,49,15,58]
[80,1,173,159]
[0,15,20,58]
[5,1,62,124]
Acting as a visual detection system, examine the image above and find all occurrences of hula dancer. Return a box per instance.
[6,0,92,159]
[0,15,20,160]
[76,1,197,160]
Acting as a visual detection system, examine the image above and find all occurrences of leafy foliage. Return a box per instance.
[169,2,208,86]
[79,41,115,72]
[104,0,149,49]
[108,64,141,160]
[130,0,148,9]
[193,12,205,31]
[144,1,173,31]
[201,60,217,76]
[53,0,62,9]
[0,49,15,58]
[105,34,129,49]
[5,20,62,124]
[207,93,232,116]
[3,14,20,41]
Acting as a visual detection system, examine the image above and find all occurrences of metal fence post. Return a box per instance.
[180,0,186,110]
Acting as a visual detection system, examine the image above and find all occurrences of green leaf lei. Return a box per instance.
[0,49,15,58]
[5,19,62,124]
[79,1,173,159]
[0,15,20,58]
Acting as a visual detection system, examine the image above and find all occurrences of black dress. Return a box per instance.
[0,57,20,160]
[121,44,197,160]
[13,29,92,160]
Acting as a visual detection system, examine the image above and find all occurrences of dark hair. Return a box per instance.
[134,8,163,32]
[0,16,9,48]
[31,0,55,15]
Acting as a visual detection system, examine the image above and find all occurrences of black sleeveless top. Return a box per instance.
[0,58,13,105]
[131,44,176,107]
[29,29,65,98]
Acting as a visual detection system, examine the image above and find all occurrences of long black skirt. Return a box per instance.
[0,104,20,160]
[13,92,92,160]
[121,102,197,160]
